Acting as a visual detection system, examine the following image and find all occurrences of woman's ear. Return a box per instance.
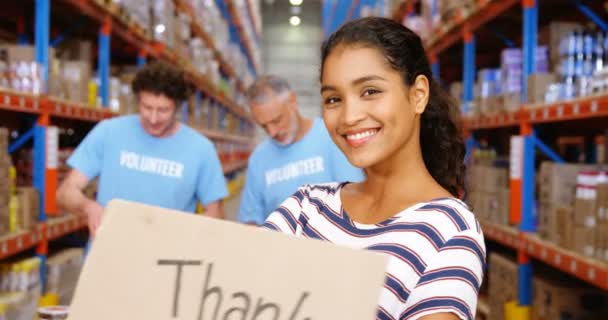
[410,75,430,114]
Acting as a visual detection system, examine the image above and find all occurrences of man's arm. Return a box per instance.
[203,200,225,219]
[57,169,103,236]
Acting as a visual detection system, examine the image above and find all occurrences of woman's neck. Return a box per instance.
[358,135,450,215]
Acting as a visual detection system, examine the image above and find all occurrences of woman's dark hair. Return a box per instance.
[320,17,465,197]
[132,61,192,105]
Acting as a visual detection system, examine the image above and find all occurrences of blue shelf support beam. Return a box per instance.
[137,48,147,69]
[98,17,111,108]
[430,53,440,82]
[462,28,475,114]
[490,28,516,48]
[522,0,538,103]
[34,0,50,292]
[532,131,565,164]
[17,16,28,45]
[8,127,35,154]
[518,252,533,306]
[574,0,608,32]
[35,0,50,86]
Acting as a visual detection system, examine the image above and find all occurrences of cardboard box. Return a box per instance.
[527,73,556,104]
[533,274,608,320]
[62,61,92,104]
[556,206,574,248]
[502,92,521,112]
[489,253,518,320]
[573,226,596,257]
[538,22,584,69]
[16,187,38,231]
[574,187,597,228]
[0,127,8,152]
[538,162,597,206]
[57,40,92,63]
[598,175,608,225]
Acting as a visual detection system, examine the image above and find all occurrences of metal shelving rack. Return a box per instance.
[1,0,260,289]
[393,0,608,314]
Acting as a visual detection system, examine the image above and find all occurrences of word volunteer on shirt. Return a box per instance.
[120,150,184,179]
[264,156,325,186]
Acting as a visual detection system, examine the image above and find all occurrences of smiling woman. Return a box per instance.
[262,17,485,320]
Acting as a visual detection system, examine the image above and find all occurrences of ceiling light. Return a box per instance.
[155,24,166,34]
[290,0,303,6]
[289,16,301,26]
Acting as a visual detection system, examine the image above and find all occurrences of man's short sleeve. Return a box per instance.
[196,141,228,206]
[67,120,107,179]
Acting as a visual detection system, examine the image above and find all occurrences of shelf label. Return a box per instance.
[591,100,599,113]
[541,248,547,259]
[3,94,9,105]
[543,108,549,119]
[588,268,596,280]
[574,103,580,114]
[510,136,523,179]
[46,126,59,169]
[570,260,577,272]
[1,242,7,254]
[555,254,561,264]
[557,105,564,117]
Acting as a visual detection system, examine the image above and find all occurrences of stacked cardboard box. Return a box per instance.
[572,171,601,258]
[0,128,9,236]
[467,157,510,225]
[488,253,518,320]
[533,274,608,319]
[15,187,38,231]
[537,162,597,246]
[597,173,608,261]
[46,248,84,305]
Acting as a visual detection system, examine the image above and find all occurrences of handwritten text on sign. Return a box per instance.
[68,200,387,320]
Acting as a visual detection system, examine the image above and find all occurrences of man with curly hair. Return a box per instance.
[57,62,228,236]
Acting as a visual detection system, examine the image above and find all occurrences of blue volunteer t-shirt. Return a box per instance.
[67,115,228,212]
[238,117,364,224]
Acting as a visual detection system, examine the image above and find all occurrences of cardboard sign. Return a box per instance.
[68,200,388,320]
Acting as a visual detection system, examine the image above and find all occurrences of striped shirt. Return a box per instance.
[262,183,486,320]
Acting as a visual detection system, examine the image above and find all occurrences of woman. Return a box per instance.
[263,17,485,320]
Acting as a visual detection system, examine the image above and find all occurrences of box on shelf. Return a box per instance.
[533,274,608,320]
[572,225,596,257]
[62,61,92,105]
[0,45,55,94]
[488,253,518,320]
[56,40,93,63]
[538,162,597,206]
[527,73,556,105]
[16,187,38,231]
[538,22,583,68]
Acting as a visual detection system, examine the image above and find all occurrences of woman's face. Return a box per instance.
[320,44,429,169]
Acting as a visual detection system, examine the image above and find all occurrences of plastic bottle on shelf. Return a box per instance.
[594,31,604,72]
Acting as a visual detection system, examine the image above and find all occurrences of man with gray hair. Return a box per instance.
[238,75,363,225]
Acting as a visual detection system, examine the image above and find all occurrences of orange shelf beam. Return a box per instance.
[0,215,86,260]
[464,94,608,130]
[481,221,608,290]
[222,160,248,174]
[426,0,519,55]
